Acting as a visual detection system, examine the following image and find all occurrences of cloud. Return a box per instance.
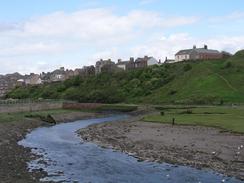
[0,22,21,32]
[21,9,197,39]
[0,8,198,74]
[139,0,158,5]
[209,11,244,23]
[1,9,243,75]
[131,33,244,60]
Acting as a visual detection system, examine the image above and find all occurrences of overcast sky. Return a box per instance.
[0,0,244,74]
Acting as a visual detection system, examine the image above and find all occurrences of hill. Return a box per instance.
[7,50,244,105]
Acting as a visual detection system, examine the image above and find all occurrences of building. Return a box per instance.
[0,73,24,97]
[80,66,95,77]
[175,45,222,62]
[134,56,158,68]
[0,80,12,97]
[24,73,42,85]
[116,57,135,71]
[100,62,119,73]
[164,58,176,64]
[95,59,116,74]
[41,67,67,82]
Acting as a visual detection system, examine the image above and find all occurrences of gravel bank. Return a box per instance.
[78,119,244,180]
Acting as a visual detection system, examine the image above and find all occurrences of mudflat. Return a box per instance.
[79,119,244,180]
[0,111,101,183]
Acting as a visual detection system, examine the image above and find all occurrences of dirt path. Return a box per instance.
[0,111,102,183]
[206,67,237,92]
[215,72,238,92]
[79,119,244,180]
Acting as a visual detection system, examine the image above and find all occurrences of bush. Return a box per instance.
[222,61,232,69]
[169,90,177,95]
[183,64,192,72]
[179,109,193,114]
[160,111,165,116]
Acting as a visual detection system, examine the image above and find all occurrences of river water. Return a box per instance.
[19,115,243,183]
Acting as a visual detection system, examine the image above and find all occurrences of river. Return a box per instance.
[19,115,243,183]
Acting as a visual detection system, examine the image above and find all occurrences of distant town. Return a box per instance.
[0,45,232,97]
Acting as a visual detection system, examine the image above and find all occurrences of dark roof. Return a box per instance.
[116,61,130,65]
[135,56,153,63]
[176,48,220,55]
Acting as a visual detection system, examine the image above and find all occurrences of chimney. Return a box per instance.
[204,45,208,49]
[60,67,65,71]
[130,57,134,62]
[193,45,197,49]
[165,57,168,61]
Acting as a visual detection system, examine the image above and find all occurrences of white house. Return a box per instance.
[175,45,222,62]
[147,57,159,66]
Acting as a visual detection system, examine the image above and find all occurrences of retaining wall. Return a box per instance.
[0,101,63,114]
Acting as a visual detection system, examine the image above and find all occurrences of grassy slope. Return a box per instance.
[143,106,244,133]
[138,52,244,104]
[7,50,244,105]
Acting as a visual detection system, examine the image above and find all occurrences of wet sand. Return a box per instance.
[0,111,102,183]
[78,119,244,180]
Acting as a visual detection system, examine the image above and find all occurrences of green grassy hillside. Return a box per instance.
[7,50,244,104]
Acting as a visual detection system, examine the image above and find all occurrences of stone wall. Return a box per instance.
[0,101,63,114]
[63,102,103,110]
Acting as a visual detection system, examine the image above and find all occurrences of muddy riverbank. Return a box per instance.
[78,119,244,180]
[0,111,102,183]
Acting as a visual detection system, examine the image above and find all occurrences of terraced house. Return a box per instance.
[175,45,223,62]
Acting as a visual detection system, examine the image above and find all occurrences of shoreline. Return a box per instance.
[78,117,244,180]
[1,107,244,182]
[0,111,104,183]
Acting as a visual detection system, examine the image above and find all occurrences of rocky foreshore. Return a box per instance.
[78,119,244,180]
[0,111,103,183]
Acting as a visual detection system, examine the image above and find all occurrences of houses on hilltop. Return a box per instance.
[95,56,159,74]
[174,45,230,62]
[0,45,231,97]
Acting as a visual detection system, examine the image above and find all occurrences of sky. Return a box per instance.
[0,0,244,74]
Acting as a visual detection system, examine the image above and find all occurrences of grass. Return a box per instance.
[139,55,244,104]
[0,104,138,123]
[143,106,244,133]
[0,109,77,123]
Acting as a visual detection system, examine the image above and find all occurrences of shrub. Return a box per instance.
[169,90,177,95]
[179,109,193,114]
[222,61,233,69]
[160,111,165,116]
[183,64,192,72]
